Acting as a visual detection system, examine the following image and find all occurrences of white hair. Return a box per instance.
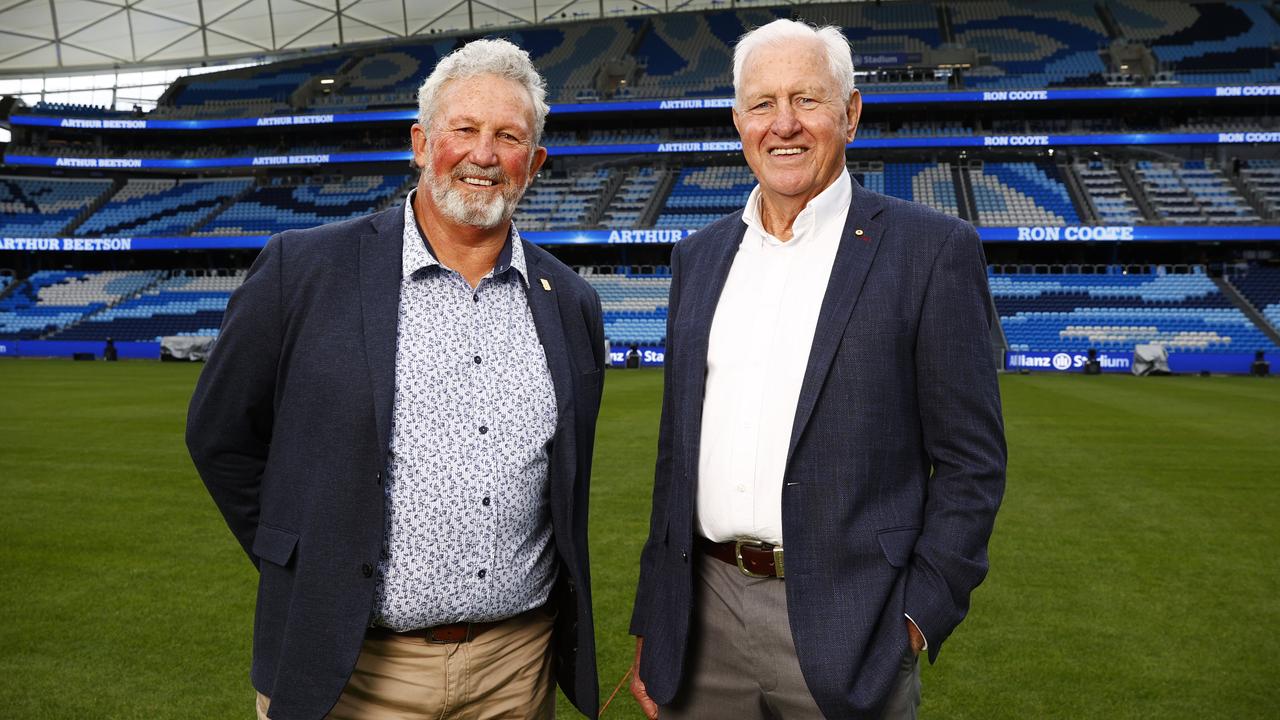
[732,19,856,109]
[416,38,550,146]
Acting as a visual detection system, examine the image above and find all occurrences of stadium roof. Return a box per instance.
[0,0,747,76]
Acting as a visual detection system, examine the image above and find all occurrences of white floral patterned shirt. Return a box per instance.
[372,194,559,630]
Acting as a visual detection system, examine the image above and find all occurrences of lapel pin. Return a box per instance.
[855,228,865,236]
[540,278,552,291]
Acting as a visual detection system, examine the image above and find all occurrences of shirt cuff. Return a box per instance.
[904,613,928,652]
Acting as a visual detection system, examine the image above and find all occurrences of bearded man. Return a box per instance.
[187,38,604,720]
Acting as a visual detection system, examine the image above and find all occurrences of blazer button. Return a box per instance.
[361,563,373,578]
[681,551,688,562]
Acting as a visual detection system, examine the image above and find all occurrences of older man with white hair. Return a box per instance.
[188,38,604,720]
[629,19,1006,719]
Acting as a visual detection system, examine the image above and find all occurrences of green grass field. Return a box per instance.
[1,360,1277,718]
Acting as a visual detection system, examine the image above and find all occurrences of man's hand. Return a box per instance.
[906,618,925,656]
[630,636,659,719]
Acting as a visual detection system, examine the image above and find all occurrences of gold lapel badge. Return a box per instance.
[540,278,552,291]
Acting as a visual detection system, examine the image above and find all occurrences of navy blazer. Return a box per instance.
[631,179,1006,719]
[187,204,604,720]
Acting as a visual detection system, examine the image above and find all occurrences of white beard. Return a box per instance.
[424,149,528,229]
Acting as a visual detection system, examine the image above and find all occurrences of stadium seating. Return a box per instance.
[513,169,612,231]
[970,162,1081,225]
[51,270,245,341]
[1075,160,1144,224]
[166,57,347,117]
[599,168,662,228]
[858,162,960,216]
[631,9,781,99]
[951,0,1108,89]
[1227,265,1280,332]
[198,175,409,235]
[76,178,253,236]
[0,270,161,340]
[654,165,756,229]
[1239,159,1280,218]
[798,1,940,54]
[991,269,1278,353]
[584,271,672,345]
[1110,0,1280,82]
[0,176,115,236]
[1134,160,1259,224]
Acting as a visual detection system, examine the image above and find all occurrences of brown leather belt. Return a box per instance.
[698,536,785,578]
[369,606,547,644]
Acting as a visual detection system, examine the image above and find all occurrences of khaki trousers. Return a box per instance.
[256,609,555,720]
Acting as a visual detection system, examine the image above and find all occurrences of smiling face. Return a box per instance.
[411,73,547,229]
[733,40,861,215]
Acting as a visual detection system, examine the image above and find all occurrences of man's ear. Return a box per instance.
[529,145,548,178]
[410,123,429,169]
[846,89,863,143]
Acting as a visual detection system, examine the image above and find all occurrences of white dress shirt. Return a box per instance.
[696,170,852,545]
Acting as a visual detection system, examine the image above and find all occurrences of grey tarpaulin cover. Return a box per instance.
[161,336,215,361]
[1132,343,1171,375]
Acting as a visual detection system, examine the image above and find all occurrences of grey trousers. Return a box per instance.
[661,555,921,720]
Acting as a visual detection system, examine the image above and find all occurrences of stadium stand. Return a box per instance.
[513,169,612,231]
[1227,265,1280,332]
[0,270,161,340]
[1134,160,1260,224]
[51,270,245,341]
[654,165,756,229]
[1109,0,1280,84]
[584,270,672,345]
[162,57,347,118]
[857,162,960,216]
[1239,159,1280,218]
[951,0,1109,89]
[316,41,455,110]
[992,268,1279,353]
[197,175,410,235]
[599,167,662,228]
[631,9,780,99]
[76,178,253,236]
[1,176,115,236]
[970,162,1081,225]
[1074,159,1145,224]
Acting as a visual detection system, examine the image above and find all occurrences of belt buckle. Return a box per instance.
[734,540,773,578]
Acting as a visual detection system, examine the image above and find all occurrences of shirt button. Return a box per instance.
[361,563,373,578]
[472,293,479,302]
[736,484,746,493]
[479,425,488,435]
[482,496,491,506]
[473,355,482,364]
[477,569,487,579]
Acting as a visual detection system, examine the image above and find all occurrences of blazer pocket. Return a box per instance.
[253,524,299,567]
[876,526,921,568]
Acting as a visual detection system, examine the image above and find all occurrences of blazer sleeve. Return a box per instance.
[186,234,285,566]
[630,240,683,637]
[905,221,1007,662]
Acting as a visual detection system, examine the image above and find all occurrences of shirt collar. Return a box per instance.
[741,168,853,245]
[401,190,528,285]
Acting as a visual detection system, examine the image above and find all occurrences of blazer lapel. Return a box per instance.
[522,247,574,424]
[679,217,746,476]
[785,182,886,470]
[359,206,405,454]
